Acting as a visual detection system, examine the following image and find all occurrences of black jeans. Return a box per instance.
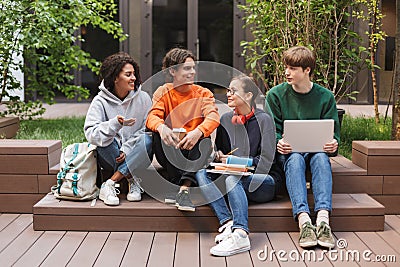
[153,132,212,186]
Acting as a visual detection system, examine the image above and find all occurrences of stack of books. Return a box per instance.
[206,163,254,175]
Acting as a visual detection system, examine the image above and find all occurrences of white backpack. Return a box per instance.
[52,142,99,200]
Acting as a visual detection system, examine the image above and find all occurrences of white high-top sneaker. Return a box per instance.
[215,220,233,243]
[210,231,251,257]
[127,176,144,201]
[99,179,119,205]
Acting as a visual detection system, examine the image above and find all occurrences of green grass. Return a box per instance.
[339,115,392,159]
[15,117,86,148]
[15,115,393,158]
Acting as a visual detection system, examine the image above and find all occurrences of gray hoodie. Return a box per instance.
[84,81,152,155]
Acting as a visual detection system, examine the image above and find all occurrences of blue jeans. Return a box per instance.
[96,133,153,178]
[196,169,276,233]
[278,152,332,220]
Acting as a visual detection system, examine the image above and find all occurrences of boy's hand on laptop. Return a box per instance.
[277,138,292,154]
[177,128,203,150]
[323,139,338,153]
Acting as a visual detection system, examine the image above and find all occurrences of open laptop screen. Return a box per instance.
[283,119,334,153]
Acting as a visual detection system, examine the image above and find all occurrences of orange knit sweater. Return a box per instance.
[146,83,220,137]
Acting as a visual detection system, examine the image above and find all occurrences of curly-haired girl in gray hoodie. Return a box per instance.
[84,52,152,206]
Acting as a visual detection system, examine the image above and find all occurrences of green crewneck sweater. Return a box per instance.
[266,82,340,144]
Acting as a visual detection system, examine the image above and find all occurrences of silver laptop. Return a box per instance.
[283,119,334,153]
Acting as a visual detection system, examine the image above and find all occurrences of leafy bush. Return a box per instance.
[15,117,86,148]
[15,115,392,158]
[240,0,364,101]
[339,115,392,159]
[0,0,125,119]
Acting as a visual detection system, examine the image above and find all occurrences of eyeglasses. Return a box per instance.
[226,88,239,95]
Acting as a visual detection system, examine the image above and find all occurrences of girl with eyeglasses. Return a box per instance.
[196,75,284,256]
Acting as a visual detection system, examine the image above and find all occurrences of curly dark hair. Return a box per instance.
[99,52,141,93]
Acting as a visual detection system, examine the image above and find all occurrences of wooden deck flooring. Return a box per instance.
[0,214,399,266]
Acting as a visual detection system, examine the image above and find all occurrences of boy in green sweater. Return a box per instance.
[266,46,339,249]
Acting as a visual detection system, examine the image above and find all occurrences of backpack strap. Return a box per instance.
[56,143,81,193]
[56,172,64,194]
[71,172,79,196]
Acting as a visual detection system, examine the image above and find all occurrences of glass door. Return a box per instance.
[152,0,233,75]
[152,0,188,74]
[198,0,233,97]
[198,0,232,66]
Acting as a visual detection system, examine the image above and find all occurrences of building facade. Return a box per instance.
[74,0,396,104]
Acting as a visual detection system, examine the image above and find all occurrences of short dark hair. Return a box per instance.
[162,48,196,79]
[283,46,316,76]
[99,52,141,93]
[231,75,259,108]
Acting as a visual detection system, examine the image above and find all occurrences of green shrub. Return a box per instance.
[339,115,392,159]
[1,0,125,119]
[15,115,392,159]
[16,117,86,148]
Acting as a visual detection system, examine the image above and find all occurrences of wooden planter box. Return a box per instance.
[352,140,400,213]
[0,139,62,213]
[352,141,400,175]
[0,116,20,138]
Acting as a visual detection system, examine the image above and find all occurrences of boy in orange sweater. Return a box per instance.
[146,48,220,211]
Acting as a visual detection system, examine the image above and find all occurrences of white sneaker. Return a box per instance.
[210,231,251,257]
[127,176,144,201]
[99,179,120,206]
[215,220,233,243]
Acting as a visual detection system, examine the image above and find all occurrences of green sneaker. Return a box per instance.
[299,222,317,248]
[317,221,335,249]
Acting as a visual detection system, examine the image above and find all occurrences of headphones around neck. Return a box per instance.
[231,107,255,125]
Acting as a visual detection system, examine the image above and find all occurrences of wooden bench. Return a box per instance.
[33,192,384,232]
[32,159,385,232]
[0,139,61,213]
[0,139,389,232]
